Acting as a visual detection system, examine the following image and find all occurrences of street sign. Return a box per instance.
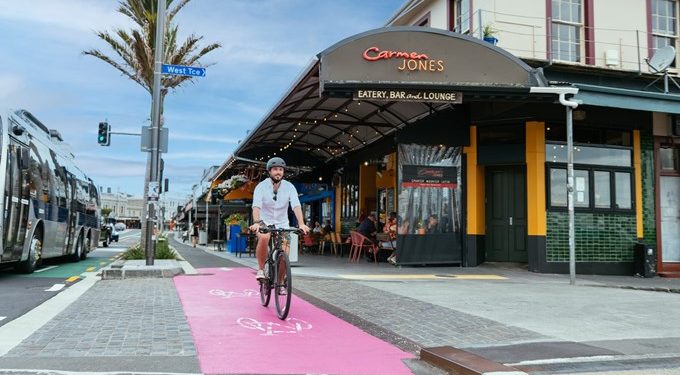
[148,182,159,201]
[141,126,169,153]
[161,64,206,77]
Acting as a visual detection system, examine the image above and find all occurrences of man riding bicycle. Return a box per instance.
[249,157,310,281]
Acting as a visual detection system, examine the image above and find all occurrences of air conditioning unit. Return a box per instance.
[605,50,620,67]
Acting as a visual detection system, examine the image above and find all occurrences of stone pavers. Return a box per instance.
[294,277,548,349]
[5,279,195,358]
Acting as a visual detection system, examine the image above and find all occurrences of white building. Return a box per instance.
[388,0,676,74]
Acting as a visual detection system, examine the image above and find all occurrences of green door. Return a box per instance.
[485,166,527,262]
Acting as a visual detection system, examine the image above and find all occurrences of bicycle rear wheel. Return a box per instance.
[274,251,292,319]
[260,262,271,307]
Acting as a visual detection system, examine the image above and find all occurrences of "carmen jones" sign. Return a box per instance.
[354,89,462,103]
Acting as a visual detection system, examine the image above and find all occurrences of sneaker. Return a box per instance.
[255,269,265,280]
[277,286,287,295]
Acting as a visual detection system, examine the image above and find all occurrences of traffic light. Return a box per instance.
[98,122,110,146]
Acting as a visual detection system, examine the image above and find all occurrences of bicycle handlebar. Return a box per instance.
[257,226,303,235]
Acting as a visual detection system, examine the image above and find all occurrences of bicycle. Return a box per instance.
[257,226,302,320]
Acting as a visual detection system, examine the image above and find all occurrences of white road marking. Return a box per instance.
[0,317,5,322]
[44,284,65,292]
[34,265,58,273]
[0,274,99,356]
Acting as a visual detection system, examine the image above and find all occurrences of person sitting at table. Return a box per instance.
[384,212,397,238]
[323,219,333,234]
[312,221,322,234]
[357,213,377,241]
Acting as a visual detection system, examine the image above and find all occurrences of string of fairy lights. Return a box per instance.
[251,100,391,162]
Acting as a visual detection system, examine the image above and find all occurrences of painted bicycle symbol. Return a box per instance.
[209,288,260,299]
[237,317,313,336]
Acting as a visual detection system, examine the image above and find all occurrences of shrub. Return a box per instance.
[122,239,178,260]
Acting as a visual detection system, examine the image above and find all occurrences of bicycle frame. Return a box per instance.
[258,226,300,319]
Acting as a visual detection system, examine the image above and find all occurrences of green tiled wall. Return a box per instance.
[546,212,637,262]
[546,126,655,263]
[640,128,656,244]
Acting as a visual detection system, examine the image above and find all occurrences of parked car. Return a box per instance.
[114,223,126,232]
[101,224,119,247]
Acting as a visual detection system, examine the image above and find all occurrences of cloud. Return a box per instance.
[170,132,239,145]
[0,1,131,33]
[1,0,401,198]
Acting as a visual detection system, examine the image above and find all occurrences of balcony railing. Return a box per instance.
[453,8,676,76]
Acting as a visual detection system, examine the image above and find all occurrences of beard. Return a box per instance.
[270,175,282,183]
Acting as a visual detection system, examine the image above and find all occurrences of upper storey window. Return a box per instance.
[652,0,678,55]
[455,0,470,34]
[551,0,583,62]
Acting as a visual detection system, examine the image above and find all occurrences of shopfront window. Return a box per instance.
[593,171,611,208]
[615,172,633,209]
[660,146,680,170]
[547,166,634,212]
[397,144,462,235]
[545,125,634,212]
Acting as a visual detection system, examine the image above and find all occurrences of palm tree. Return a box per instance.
[84,0,220,250]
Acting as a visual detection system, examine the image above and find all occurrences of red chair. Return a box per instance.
[349,231,378,263]
[301,234,316,254]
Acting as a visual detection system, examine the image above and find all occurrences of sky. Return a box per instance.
[0,0,402,201]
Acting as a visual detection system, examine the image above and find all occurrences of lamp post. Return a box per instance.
[144,0,166,266]
[530,86,580,285]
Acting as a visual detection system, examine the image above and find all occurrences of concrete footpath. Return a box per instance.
[0,231,678,375]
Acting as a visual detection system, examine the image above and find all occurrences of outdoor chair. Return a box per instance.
[330,232,347,257]
[318,233,332,255]
[301,234,317,254]
[349,231,378,263]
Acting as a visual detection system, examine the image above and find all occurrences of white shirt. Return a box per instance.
[252,178,301,227]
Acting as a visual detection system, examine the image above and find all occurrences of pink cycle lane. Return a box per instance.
[174,267,415,375]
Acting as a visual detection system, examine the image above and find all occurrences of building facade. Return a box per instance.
[209,0,680,275]
[385,0,680,275]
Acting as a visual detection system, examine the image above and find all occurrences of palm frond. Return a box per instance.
[82,49,149,91]
[167,0,191,22]
[85,0,221,96]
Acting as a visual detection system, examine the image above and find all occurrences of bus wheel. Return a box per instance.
[16,233,42,274]
[81,235,89,261]
[71,234,83,262]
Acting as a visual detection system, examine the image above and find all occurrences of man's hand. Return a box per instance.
[298,223,310,234]
[249,222,261,233]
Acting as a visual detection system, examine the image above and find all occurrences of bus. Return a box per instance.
[0,109,101,274]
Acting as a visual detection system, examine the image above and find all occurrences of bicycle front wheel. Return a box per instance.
[260,262,271,307]
[274,251,292,320]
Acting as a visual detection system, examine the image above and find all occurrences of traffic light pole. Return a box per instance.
[145,0,166,266]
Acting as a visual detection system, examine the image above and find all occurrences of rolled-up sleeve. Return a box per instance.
[252,183,263,209]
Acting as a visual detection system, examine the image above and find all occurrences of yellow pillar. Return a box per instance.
[633,130,643,238]
[464,126,484,235]
[526,121,547,236]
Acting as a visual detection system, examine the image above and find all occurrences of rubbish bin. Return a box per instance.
[634,242,657,278]
[228,225,246,254]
